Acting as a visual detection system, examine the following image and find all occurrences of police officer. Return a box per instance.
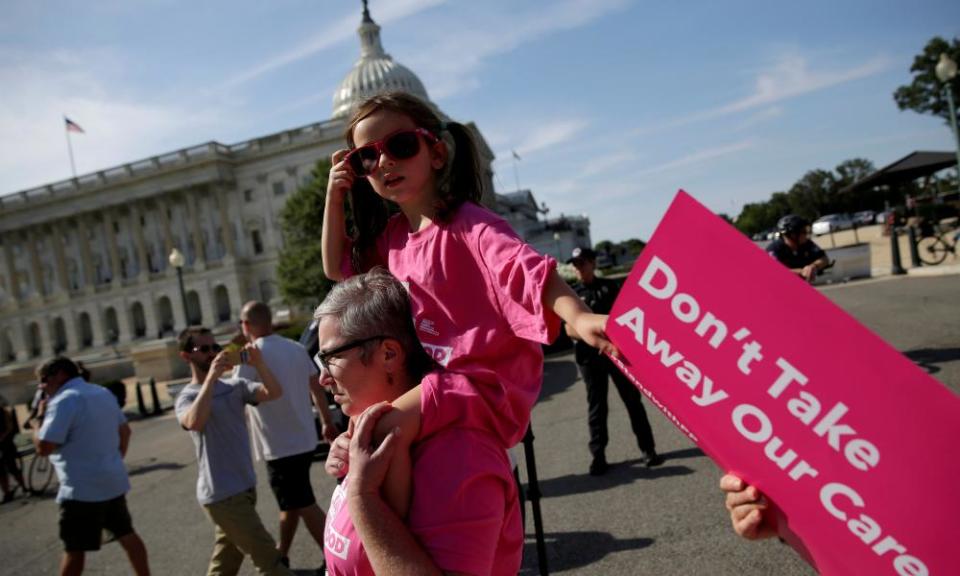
[565,247,664,476]
[767,215,830,282]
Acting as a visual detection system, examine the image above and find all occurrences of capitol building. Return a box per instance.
[0,4,589,390]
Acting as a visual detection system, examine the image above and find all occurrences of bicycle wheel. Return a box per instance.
[917,236,949,265]
[28,455,55,495]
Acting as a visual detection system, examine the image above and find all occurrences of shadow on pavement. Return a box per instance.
[520,530,654,574]
[128,460,186,477]
[904,347,960,375]
[537,464,694,499]
[539,360,580,404]
[657,447,705,461]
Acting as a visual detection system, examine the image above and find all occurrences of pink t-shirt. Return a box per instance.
[324,372,523,576]
[345,202,561,447]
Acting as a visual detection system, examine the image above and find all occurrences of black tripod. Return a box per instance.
[522,423,549,576]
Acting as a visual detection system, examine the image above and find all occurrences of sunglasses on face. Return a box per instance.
[313,335,386,372]
[192,344,222,354]
[345,128,439,177]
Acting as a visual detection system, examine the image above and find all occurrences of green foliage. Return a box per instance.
[276,319,310,341]
[733,158,879,237]
[893,36,960,128]
[594,239,614,253]
[621,238,646,255]
[277,159,335,310]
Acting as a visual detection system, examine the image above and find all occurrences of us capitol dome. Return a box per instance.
[332,1,432,119]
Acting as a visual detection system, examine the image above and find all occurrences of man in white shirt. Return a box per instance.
[236,301,338,567]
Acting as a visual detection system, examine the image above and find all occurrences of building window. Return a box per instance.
[272,181,285,196]
[244,189,254,202]
[251,230,264,255]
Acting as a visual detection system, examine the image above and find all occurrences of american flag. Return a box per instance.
[64,117,85,133]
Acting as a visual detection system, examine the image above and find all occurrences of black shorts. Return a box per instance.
[59,495,134,552]
[266,451,316,511]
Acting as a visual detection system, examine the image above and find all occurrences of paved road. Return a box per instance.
[1,274,956,575]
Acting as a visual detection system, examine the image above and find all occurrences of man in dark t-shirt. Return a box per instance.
[565,247,663,476]
[767,215,830,282]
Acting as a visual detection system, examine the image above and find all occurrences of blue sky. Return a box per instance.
[2,0,958,242]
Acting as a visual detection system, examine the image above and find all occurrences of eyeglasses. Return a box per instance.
[313,335,386,372]
[192,344,223,354]
[344,128,438,177]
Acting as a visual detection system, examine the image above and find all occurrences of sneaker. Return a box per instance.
[642,451,665,468]
[589,454,608,476]
[1,492,14,504]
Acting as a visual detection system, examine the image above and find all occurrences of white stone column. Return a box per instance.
[129,203,150,280]
[62,312,80,353]
[156,197,176,273]
[2,233,21,302]
[37,316,53,357]
[186,192,206,270]
[215,187,237,259]
[90,306,106,348]
[142,294,159,340]
[115,300,132,344]
[170,287,187,333]
[48,224,70,295]
[101,212,123,285]
[75,217,97,290]
[198,282,216,327]
[12,319,29,361]
[225,279,243,324]
[25,229,44,298]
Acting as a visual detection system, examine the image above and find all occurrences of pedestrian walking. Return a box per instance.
[174,327,293,576]
[32,356,150,576]
[237,301,338,569]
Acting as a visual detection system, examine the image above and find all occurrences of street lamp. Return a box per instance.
[935,52,960,193]
[168,248,189,329]
[552,232,562,261]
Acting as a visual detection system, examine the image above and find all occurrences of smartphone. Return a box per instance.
[224,347,250,366]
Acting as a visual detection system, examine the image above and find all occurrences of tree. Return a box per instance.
[594,239,614,253]
[716,213,734,225]
[276,159,334,310]
[893,36,960,129]
[621,238,646,255]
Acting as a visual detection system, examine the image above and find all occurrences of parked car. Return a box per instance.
[852,210,876,226]
[812,213,854,235]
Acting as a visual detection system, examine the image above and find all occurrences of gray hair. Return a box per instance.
[314,268,435,378]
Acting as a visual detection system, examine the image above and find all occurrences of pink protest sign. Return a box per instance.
[607,190,959,576]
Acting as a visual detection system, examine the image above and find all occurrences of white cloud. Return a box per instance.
[510,118,590,158]
[632,53,891,136]
[733,106,783,131]
[717,54,890,115]
[407,0,631,99]
[0,49,227,194]
[634,140,755,178]
[219,0,449,90]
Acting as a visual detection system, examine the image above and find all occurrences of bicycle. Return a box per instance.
[26,451,56,495]
[13,444,56,496]
[916,222,959,266]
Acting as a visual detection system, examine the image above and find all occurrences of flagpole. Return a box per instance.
[512,152,521,192]
[64,118,77,178]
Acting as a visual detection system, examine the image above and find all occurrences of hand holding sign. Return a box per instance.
[607,191,960,576]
